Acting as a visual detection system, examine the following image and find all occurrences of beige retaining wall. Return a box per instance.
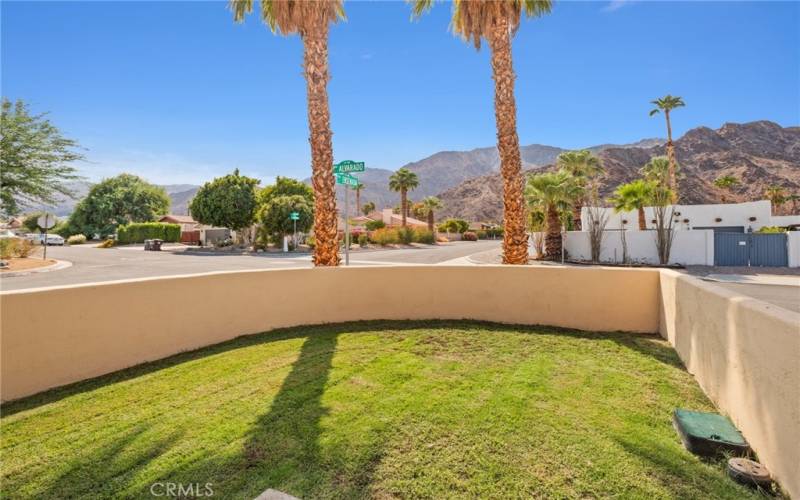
[1,266,659,402]
[658,270,800,498]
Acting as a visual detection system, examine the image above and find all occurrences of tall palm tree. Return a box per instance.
[649,95,685,200]
[230,0,344,266]
[525,170,581,261]
[713,175,740,203]
[412,0,553,264]
[610,180,655,230]
[354,182,364,213]
[388,168,419,227]
[421,196,443,232]
[556,149,602,230]
[764,185,787,215]
[786,194,800,215]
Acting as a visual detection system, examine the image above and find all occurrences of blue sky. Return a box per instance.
[2,1,798,185]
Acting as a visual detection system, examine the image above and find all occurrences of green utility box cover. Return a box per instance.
[673,409,749,457]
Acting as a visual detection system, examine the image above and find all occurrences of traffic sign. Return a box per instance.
[335,173,359,187]
[289,212,300,221]
[333,160,365,174]
[37,213,57,230]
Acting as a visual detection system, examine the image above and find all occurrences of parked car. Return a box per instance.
[34,233,65,246]
[0,230,17,239]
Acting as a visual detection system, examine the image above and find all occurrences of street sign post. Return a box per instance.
[37,213,57,260]
[333,162,365,266]
[333,160,365,174]
[289,212,299,250]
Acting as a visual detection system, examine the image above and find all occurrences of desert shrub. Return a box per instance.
[476,230,487,240]
[14,239,37,258]
[365,219,385,231]
[67,234,87,245]
[117,222,180,244]
[756,226,786,233]
[358,234,369,247]
[438,218,469,234]
[370,228,399,246]
[462,231,478,241]
[306,235,316,249]
[484,227,504,238]
[0,238,18,259]
[0,238,38,259]
[96,239,115,249]
[413,228,435,244]
[397,227,414,245]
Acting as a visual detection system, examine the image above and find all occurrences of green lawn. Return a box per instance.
[2,321,760,499]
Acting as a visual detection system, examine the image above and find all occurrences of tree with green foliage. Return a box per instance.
[259,195,313,244]
[0,99,84,217]
[525,170,582,261]
[556,149,602,230]
[640,156,674,188]
[438,218,469,234]
[258,176,314,206]
[190,169,259,233]
[649,95,685,199]
[713,175,740,203]
[610,180,655,230]
[389,168,419,227]
[764,185,787,215]
[68,174,169,237]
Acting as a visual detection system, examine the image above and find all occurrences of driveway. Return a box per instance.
[698,273,800,313]
[0,241,500,291]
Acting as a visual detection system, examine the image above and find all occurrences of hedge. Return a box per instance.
[117,223,181,244]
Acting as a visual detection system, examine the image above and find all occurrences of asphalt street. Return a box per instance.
[0,240,501,291]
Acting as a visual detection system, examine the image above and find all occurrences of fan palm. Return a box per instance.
[525,170,581,261]
[421,196,443,232]
[362,201,375,216]
[354,182,364,213]
[764,185,787,215]
[556,149,602,230]
[230,0,344,266]
[713,175,739,203]
[411,0,553,264]
[610,180,655,230]
[649,95,685,200]
[388,168,419,227]
[640,156,673,188]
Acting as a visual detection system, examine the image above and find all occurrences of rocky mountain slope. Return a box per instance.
[437,121,800,222]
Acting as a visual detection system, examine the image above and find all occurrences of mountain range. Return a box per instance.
[437,120,800,221]
[36,120,797,223]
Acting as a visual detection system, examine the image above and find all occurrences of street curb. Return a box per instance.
[0,259,72,278]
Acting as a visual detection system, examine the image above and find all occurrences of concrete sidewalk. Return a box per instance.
[702,274,800,287]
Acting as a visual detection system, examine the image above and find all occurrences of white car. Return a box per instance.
[35,233,65,246]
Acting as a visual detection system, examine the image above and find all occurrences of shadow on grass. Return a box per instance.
[1,320,683,418]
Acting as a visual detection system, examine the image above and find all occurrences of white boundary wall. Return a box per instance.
[534,230,715,265]
[788,232,800,267]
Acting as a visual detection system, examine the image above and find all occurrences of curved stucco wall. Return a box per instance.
[1,265,660,402]
[658,270,800,498]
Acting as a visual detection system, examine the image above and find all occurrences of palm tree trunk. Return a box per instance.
[665,111,678,202]
[427,211,434,232]
[303,20,339,266]
[489,19,528,265]
[544,204,561,261]
[355,189,361,215]
[572,200,583,231]
[638,207,646,230]
[401,189,407,227]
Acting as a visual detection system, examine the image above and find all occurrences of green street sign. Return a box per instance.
[333,160,365,174]
[289,212,300,220]
[335,173,360,187]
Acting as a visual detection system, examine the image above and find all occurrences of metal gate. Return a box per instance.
[714,232,788,267]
